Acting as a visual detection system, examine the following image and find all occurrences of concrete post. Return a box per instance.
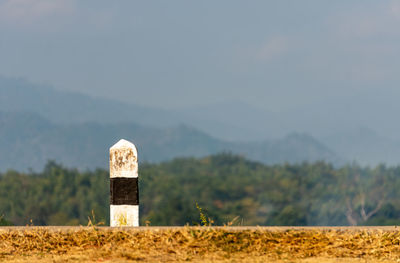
[109,139,139,227]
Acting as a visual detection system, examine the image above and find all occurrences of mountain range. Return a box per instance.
[0,110,340,171]
[0,76,398,170]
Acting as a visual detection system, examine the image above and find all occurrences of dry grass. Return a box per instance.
[1,226,400,262]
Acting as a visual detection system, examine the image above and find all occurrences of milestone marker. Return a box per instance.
[109,139,139,227]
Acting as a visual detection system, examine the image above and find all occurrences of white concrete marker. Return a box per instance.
[110,139,139,227]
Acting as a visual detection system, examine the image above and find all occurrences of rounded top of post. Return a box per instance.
[110,139,138,178]
[110,139,137,154]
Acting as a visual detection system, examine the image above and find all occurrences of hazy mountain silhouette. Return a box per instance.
[0,76,175,127]
[2,75,398,166]
[323,127,400,166]
[0,111,340,171]
[171,101,290,141]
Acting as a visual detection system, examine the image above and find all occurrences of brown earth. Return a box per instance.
[1,226,400,262]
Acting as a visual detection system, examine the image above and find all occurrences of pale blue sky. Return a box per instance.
[0,0,399,112]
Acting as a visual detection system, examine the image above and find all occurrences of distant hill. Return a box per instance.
[6,75,399,166]
[170,101,289,141]
[0,76,175,127]
[0,76,290,141]
[236,133,341,165]
[0,111,340,171]
[323,127,400,166]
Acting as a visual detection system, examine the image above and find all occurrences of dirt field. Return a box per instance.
[1,226,400,262]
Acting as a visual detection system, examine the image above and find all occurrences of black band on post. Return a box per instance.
[110,177,139,205]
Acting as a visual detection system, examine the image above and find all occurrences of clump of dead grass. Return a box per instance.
[1,227,400,262]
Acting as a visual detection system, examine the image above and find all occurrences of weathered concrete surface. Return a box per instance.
[109,139,138,178]
[110,205,139,227]
[109,139,139,227]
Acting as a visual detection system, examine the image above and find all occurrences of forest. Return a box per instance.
[0,153,399,226]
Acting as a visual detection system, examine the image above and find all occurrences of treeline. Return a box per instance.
[1,154,400,226]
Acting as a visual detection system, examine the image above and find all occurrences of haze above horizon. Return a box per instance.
[1,1,399,111]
